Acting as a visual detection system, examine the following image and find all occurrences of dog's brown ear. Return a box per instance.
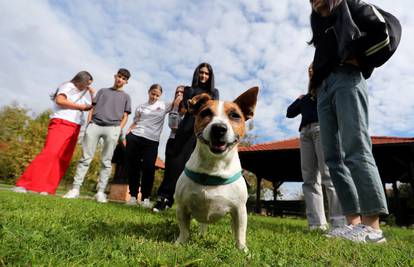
[233,87,259,120]
[188,93,212,115]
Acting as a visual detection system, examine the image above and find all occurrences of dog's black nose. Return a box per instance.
[211,123,227,138]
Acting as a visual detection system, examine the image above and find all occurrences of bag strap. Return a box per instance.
[73,89,88,103]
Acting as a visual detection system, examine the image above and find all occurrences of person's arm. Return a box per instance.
[286,95,304,118]
[126,107,141,135]
[118,112,129,142]
[126,121,136,135]
[87,107,94,123]
[87,86,96,97]
[182,86,193,110]
[172,94,183,111]
[119,112,129,132]
[55,94,92,111]
[122,121,136,146]
[348,2,390,66]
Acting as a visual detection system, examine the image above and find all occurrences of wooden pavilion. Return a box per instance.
[238,136,414,224]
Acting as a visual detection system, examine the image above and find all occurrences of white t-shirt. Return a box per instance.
[130,100,171,142]
[50,82,91,125]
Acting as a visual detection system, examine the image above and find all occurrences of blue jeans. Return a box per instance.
[316,64,388,216]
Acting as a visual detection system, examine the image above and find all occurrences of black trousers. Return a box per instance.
[125,133,159,200]
[157,115,197,204]
[156,138,184,204]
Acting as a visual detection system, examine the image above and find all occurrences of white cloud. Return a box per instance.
[1,0,413,161]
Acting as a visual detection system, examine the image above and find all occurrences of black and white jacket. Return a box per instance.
[310,0,401,86]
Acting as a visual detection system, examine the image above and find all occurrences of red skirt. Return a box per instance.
[16,118,81,194]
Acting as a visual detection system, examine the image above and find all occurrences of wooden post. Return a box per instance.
[255,177,262,214]
[392,181,402,225]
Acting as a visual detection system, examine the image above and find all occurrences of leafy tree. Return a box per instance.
[0,105,34,183]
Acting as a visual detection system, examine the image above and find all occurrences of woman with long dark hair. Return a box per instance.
[152,62,219,211]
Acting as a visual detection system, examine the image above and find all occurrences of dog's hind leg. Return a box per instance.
[231,206,248,252]
[175,205,191,244]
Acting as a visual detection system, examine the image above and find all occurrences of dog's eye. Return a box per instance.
[199,108,213,118]
[228,110,241,121]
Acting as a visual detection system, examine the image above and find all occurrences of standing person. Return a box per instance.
[308,0,390,242]
[12,71,94,195]
[152,85,186,212]
[63,68,132,203]
[158,63,219,208]
[125,84,174,207]
[287,64,345,231]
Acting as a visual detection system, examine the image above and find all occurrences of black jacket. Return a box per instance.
[286,94,318,132]
[311,0,394,86]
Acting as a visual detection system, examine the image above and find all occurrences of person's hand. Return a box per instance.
[80,104,93,111]
[122,139,127,146]
[345,57,360,67]
[87,86,96,92]
[298,94,305,99]
[174,94,183,106]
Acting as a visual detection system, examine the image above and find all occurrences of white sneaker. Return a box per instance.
[39,192,49,196]
[139,198,152,209]
[11,186,27,193]
[126,196,137,206]
[342,224,386,243]
[95,192,108,203]
[63,188,80,199]
[325,224,354,238]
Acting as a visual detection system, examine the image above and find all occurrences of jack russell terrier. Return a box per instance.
[174,87,259,252]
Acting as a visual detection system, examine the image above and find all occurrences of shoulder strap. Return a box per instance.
[73,89,89,103]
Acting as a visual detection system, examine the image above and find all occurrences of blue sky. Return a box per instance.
[1,1,413,198]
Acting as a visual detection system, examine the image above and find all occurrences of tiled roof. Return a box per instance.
[155,157,165,169]
[239,136,414,152]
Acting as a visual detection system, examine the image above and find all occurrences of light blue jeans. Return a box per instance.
[300,122,345,227]
[316,64,388,216]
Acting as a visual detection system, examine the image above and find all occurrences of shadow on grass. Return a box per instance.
[82,218,179,243]
[248,218,307,234]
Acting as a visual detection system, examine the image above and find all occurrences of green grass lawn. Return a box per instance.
[1,190,413,266]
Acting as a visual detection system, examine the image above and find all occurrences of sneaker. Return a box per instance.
[325,224,354,238]
[63,188,80,199]
[152,198,171,213]
[139,198,152,209]
[342,224,386,243]
[309,224,328,232]
[39,192,49,196]
[126,196,137,206]
[95,192,108,203]
[11,186,27,193]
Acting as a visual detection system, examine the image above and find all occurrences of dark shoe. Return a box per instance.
[152,198,170,213]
